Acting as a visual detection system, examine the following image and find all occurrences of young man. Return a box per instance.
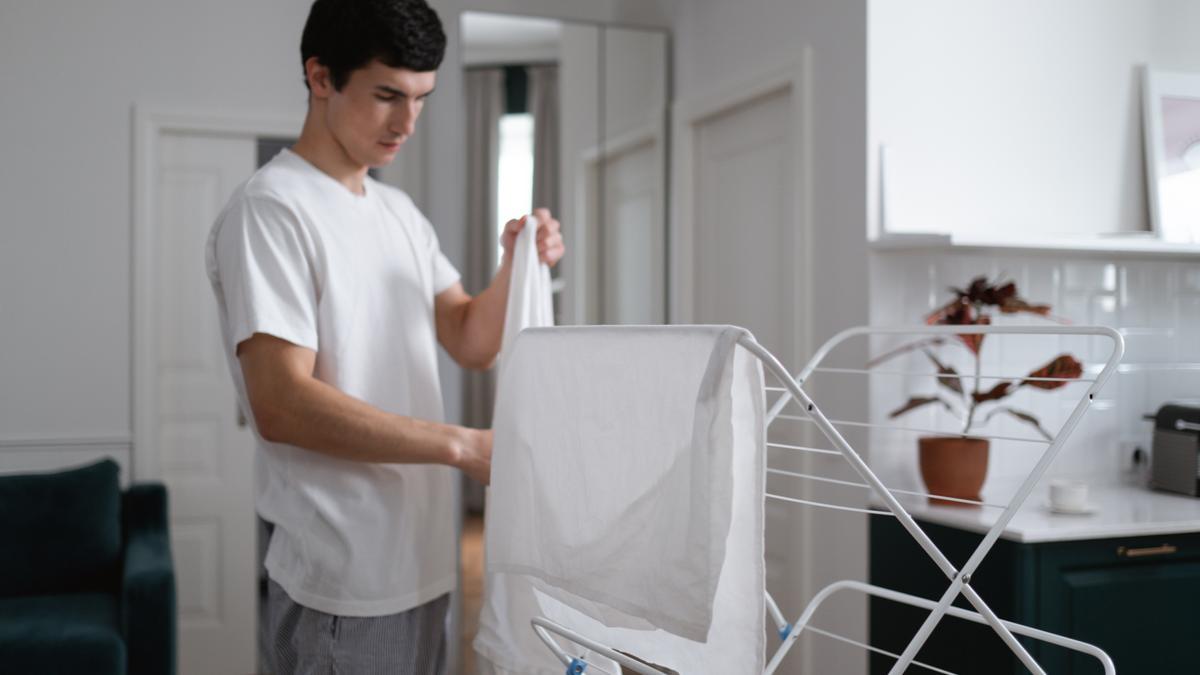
[204,0,563,672]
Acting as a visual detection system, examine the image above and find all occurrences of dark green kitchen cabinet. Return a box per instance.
[869,515,1200,674]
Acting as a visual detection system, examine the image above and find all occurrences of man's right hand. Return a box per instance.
[452,427,493,486]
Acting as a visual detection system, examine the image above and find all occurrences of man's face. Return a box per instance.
[319,60,436,169]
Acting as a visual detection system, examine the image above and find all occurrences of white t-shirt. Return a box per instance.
[205,148,461,617]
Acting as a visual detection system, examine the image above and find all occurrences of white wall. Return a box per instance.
[603,27,667,142]
[668,1,870,673]
[868,0,1200,239]
[0,0,312,473]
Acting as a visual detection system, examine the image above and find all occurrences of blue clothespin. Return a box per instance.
[778,622,793,641]
[567,657,588,674]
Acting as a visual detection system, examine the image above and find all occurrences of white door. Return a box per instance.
[689,86,816,675]
[601,137,664,324]
[692,89,796,358]
[147,130,258,675]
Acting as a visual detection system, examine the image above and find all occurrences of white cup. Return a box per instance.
[1048,479,1089,512]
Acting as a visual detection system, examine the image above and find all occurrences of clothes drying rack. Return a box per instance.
[528,324,1125,675]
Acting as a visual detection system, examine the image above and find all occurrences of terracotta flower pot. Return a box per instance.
[918,436,989,506]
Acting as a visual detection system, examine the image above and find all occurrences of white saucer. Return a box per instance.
[1043,500,1098,516]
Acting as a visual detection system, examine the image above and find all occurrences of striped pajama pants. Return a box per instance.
[267,579,449,675]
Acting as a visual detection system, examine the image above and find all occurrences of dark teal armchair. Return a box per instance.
[0,459,176,674]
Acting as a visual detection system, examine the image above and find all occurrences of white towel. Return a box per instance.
[477,325,766,675]
[498,215,554,371]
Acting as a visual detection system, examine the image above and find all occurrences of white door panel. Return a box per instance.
[693,89,795,360]
[154,132,257,675]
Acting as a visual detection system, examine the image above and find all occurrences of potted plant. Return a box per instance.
[871,276,1083,505]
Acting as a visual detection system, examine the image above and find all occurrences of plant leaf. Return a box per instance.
[922,348,964,395]
[984,406,1054,440]
[961,276,992,304]
[1022,354,1083,390]
[925,297,967,326]
[972,381,1013,403]
[998,296,1052,316]
[926,301,989,354]
[888,396,955,419]
[958,314,989,354]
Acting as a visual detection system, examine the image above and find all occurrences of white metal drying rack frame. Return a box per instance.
[531,324,1125,675]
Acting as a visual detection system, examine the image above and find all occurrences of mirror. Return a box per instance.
[459,12,669,326]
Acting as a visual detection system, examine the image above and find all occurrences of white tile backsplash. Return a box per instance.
[868,251,1200,494]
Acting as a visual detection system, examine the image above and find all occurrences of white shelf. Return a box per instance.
[870,232,1200,259]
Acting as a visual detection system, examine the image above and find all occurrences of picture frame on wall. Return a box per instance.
[1142,67,1200,244]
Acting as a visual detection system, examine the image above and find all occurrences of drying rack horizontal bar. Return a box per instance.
[805,626,958,675]
[772,414,1054,445]
[1113,362,1200,373]
[766,467,1008,509]
[766,492,894,516]
[766,442,842,457]
[810,366,1096,384]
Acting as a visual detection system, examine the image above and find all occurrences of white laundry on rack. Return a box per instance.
[477,325,766,675]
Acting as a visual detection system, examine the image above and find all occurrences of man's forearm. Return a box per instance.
[456,259,513,369]
[254,372,473,467]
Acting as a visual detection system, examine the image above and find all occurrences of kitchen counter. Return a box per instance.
[878,477,1200,543]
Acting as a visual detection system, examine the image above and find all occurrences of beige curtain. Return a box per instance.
[529,65,560,217]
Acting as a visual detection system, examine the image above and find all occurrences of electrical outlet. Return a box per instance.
[1120,440,1144,467]
[1119,439,1150,486]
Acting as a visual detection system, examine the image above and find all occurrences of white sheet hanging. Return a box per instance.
[478,325,766,675]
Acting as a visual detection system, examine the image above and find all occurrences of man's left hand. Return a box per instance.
[500,207,564,268]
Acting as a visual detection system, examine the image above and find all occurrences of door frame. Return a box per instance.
[131,105,302,481]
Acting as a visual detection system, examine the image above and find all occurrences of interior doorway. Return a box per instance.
[135,109,297,675]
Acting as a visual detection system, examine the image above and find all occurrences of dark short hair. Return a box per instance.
[300,0,446,91]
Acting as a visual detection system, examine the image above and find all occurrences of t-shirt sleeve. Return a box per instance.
[211,194,320,352]
[432,241,461,295]
[418,207,461,295]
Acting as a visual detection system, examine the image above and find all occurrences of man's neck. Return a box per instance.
[292,107,370,196]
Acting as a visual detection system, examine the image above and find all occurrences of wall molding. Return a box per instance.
[0,433,131,449]
[0,435,133,483]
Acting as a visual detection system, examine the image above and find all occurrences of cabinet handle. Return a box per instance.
[1116,544,1178,558]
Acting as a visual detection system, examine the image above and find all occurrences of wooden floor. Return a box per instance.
[460,513,485,674]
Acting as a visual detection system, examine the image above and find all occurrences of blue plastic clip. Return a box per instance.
[567,657,588,674]
[778,623,793,641]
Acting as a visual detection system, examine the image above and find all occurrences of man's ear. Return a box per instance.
[305,57,334,98]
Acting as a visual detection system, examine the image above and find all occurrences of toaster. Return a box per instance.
[1151,404,1200,496]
